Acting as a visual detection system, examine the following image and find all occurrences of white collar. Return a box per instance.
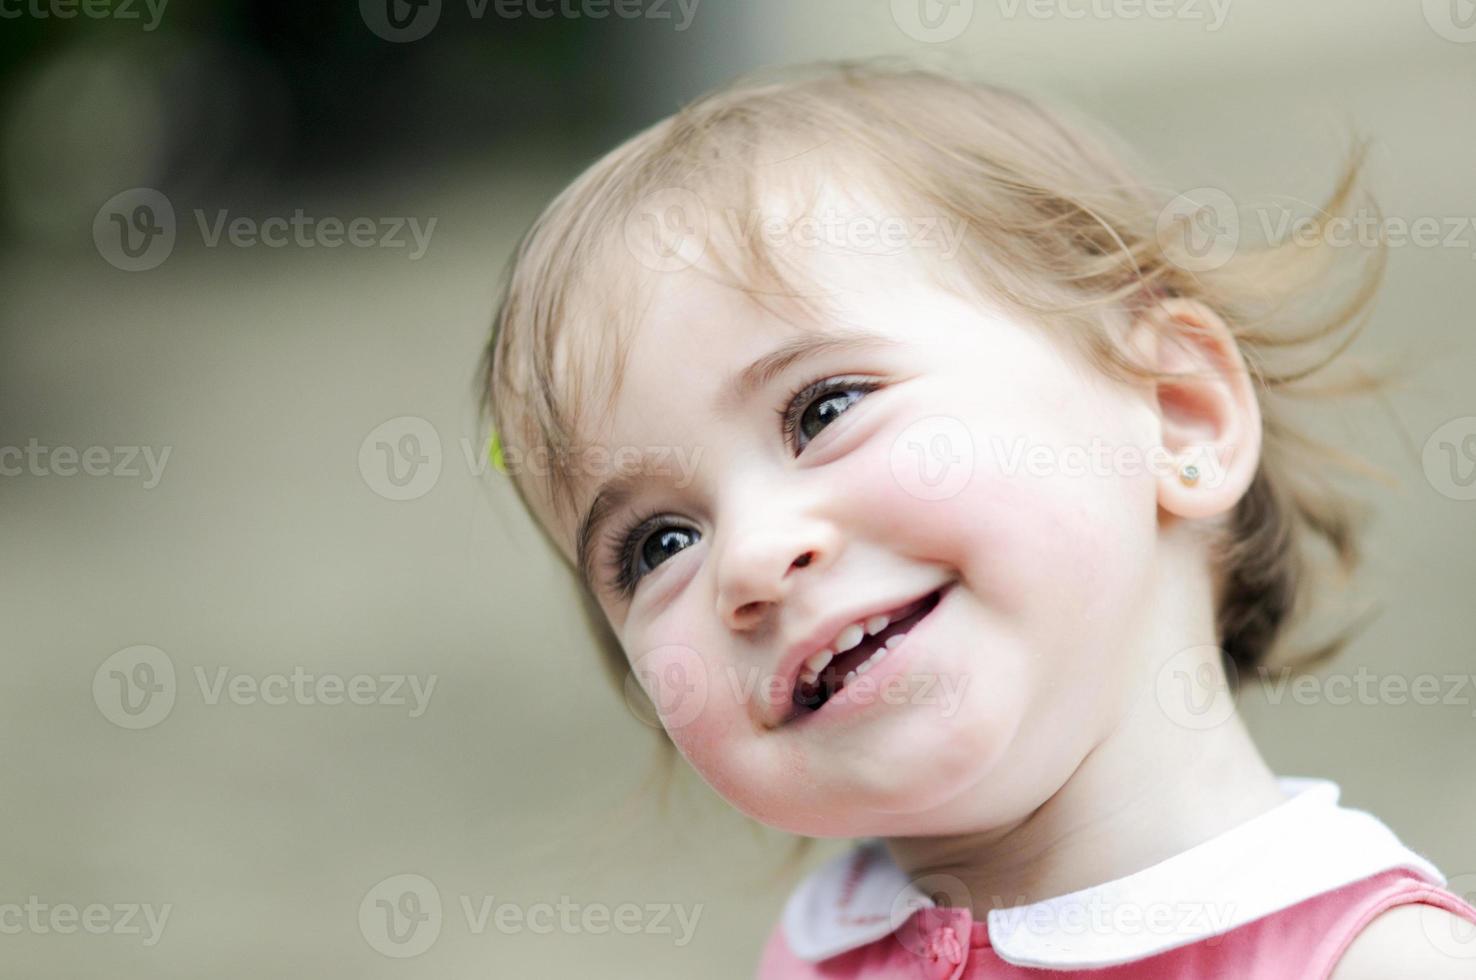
[782,776,1445,969]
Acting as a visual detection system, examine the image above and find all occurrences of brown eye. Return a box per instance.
[607,515,701,599]
[639,525,698,573]
[782,377,880,453]
[798,390,863,445]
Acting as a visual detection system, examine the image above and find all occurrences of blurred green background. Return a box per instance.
[1,1,1474,977]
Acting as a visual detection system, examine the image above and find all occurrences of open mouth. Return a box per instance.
[790,587,946,716]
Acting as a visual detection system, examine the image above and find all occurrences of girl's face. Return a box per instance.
[551,252,1173,838]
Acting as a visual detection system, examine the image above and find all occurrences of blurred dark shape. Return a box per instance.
[0,0,720,242]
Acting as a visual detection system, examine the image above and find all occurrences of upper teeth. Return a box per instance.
[797,610,901,685]
[804,649,834,674]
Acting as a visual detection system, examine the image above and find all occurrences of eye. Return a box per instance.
[601,375,881,600]
[604,512,701,599]
[780,376,882,454]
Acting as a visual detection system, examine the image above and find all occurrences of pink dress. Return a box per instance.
[757,777,1476,978]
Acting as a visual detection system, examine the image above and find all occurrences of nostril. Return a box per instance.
[736,600,766,619]
[792,552,813,568]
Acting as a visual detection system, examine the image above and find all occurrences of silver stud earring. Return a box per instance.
[1179,462,1201,487]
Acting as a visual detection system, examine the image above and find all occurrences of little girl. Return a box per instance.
[478,64,1476,978]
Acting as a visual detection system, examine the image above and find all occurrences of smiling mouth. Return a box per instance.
[789,587,946,717]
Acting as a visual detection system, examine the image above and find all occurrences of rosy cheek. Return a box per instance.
[663,695,767,811]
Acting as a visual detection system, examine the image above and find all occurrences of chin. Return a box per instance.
[739,704,1021,839]
[863,707,1017,827]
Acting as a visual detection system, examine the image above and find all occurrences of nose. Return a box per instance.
[715,520,839,632]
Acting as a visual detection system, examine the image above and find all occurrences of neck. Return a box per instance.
[883,529,1287,913]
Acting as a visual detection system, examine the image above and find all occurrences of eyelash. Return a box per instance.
[601,375,882,600]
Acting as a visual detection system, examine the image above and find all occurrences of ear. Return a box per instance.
[1127,298,1262,522]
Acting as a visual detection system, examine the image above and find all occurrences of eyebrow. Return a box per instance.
[574,328,900,596]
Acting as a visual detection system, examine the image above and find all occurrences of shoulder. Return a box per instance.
[1328,904,1476,980]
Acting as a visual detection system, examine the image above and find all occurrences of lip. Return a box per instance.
[769,582,953,728]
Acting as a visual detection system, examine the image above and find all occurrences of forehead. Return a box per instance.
[571,225,951,453]
[561,268,817,501]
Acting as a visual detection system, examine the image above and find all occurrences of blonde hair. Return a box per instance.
[480,62,1400,791]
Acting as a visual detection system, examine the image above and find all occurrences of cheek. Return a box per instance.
[861,421,1157,731]
[668,715,807,827]
[853,440,1152,621]
[629,636,787,812]
[980,472,1152,623]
